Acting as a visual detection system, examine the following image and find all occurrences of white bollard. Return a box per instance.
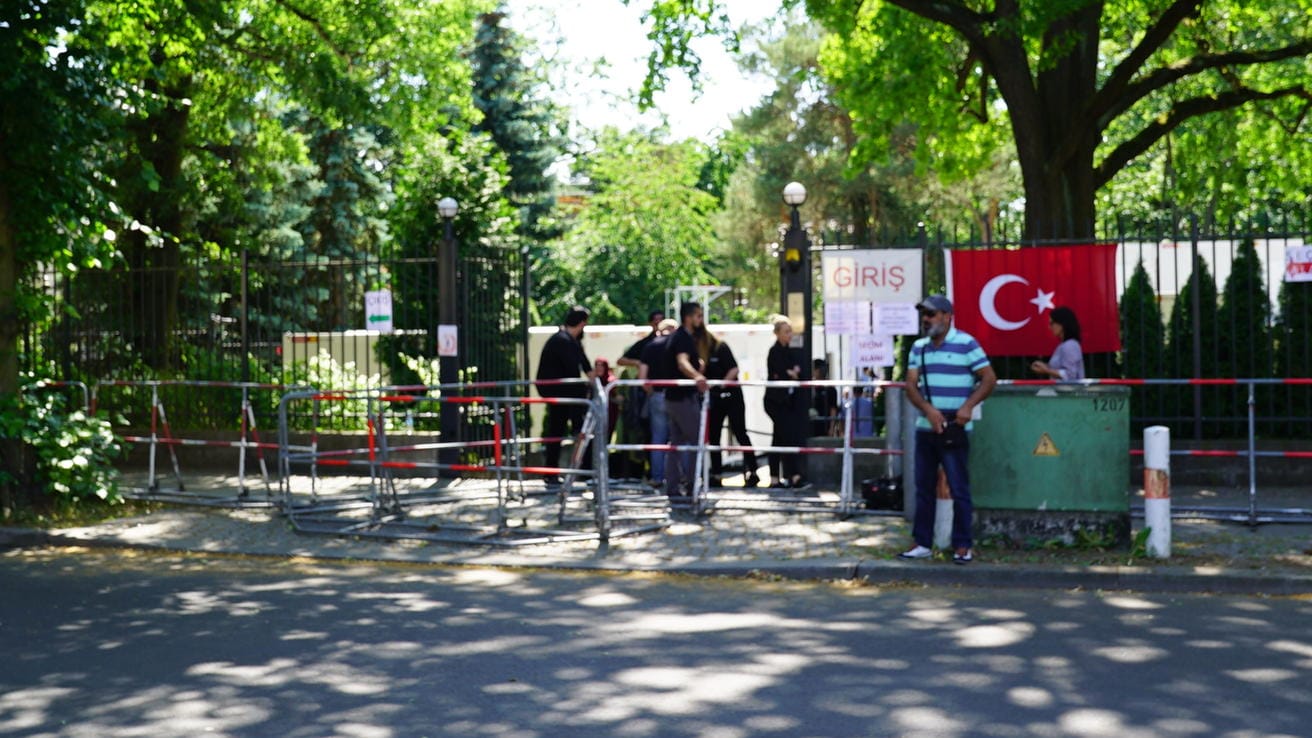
[1143,425,1171,558]
[933,468,954,551]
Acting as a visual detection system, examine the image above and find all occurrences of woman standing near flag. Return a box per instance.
[1030,306,1085,381]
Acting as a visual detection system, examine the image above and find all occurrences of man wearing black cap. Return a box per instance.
[535,306,595,484]
[898,294,996,565]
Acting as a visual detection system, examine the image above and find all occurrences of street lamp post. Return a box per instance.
[437,197,459,475]
[780,182,812,384]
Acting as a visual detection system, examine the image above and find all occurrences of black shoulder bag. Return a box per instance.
[920,343,968,450]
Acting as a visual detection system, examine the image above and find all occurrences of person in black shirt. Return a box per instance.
[617,309,665,369]
[535,306,593,483]
[662,302,708,501]
[765,316,806,488]
[812,359,838,437]
[616,309,665,479]
[705,334,760,487]
[637,318,678,485]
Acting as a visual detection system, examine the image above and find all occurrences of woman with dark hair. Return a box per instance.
[1031,306,1085,380]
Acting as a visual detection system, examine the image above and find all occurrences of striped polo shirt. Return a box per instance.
[911,327,990,431]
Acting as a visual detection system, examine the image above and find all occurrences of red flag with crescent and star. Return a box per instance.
[947,244,1121,356]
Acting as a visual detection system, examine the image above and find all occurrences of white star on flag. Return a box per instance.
[1030,287,1056,313]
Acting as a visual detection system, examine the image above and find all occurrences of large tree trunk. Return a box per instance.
[0,146,31,515]
[984,2,1104,242]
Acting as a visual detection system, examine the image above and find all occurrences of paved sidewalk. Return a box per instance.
[2,473,1310,596]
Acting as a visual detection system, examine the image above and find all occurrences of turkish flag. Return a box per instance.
[948,244,1121,356]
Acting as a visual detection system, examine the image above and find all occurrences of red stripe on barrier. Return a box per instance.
[520,466,567,475]
[367,418,376,465]
[450,463,488,473]
[379,461,420,469]
[493,411,503,466]
[316,459,351,467]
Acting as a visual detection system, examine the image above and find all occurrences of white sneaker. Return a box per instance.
[898,545,932,560]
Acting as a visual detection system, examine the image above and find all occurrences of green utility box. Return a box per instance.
[969,385,1131,545]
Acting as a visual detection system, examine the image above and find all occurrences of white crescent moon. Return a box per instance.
[979,274,1030,331]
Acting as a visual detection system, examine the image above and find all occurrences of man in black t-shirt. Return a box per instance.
[638,318,678,486]
[663,302,708,501]
[706,336,759,487]
[535,306,593,482]
[617,309,665,370]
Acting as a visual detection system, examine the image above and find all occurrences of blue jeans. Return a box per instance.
[912,430,973,550]
[647,391,668,483]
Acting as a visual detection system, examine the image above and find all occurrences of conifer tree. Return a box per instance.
[1119,261,1166,430]
[1167,257,1220,436]
[1217,239,1275,434]
[1275,279,1312,437]
[471,9,561,243]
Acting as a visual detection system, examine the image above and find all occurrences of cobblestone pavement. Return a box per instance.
[4,472,1310,595]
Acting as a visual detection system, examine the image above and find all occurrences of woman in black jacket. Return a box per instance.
[764,317,806,488]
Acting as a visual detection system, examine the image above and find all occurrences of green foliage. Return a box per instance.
[539,129,719,323]
[1128,526,1152,564]
[282,350,378,430]
[2,384,124,509]
[623,0,739,108]
[802,0,1312,238]
[472,9,563,242]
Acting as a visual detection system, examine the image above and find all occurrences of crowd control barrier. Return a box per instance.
[601,378,903,517]
[275,379,669,545]
[93,380,296,507]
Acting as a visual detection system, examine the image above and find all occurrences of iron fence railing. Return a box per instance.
[22,219,1312,440]
[26,249,526,437]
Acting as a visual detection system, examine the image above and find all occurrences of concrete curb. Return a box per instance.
[6,524,1311,597]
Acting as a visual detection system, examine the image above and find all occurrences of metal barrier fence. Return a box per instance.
[29,372,1309,546]
[601,378,903,517]
[274,379,669,546]
[92,380,303,506]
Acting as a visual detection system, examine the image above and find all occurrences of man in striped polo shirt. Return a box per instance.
[898,295,997,565]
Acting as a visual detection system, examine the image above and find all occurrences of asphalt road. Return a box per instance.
[1,548,1309,738]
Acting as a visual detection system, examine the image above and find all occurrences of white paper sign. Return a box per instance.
[365,290,393,334]
[851,333,895,369]
[1286,245,1312,282]
[822,250,923,303]
[874,302,920,335]
[437,324,458,357]
[823,300,872,336]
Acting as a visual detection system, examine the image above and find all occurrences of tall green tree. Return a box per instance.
[1274,279,1312,436]
[812,0,1312,240]
[1217,239,1274,378]
[1120,261,1167,380]
[1167,256,1220,434]
[1,0,125,511]
[1119,260,1167,430]
[637,1,1312,239]
[540,130,719,324]
[472,9,563,242]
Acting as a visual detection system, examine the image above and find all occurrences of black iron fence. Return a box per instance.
[25,249,526,440]
[22,217,1312,442]
[818,217,1312,440]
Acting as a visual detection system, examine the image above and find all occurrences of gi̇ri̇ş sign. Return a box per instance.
[821,250,922,304]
